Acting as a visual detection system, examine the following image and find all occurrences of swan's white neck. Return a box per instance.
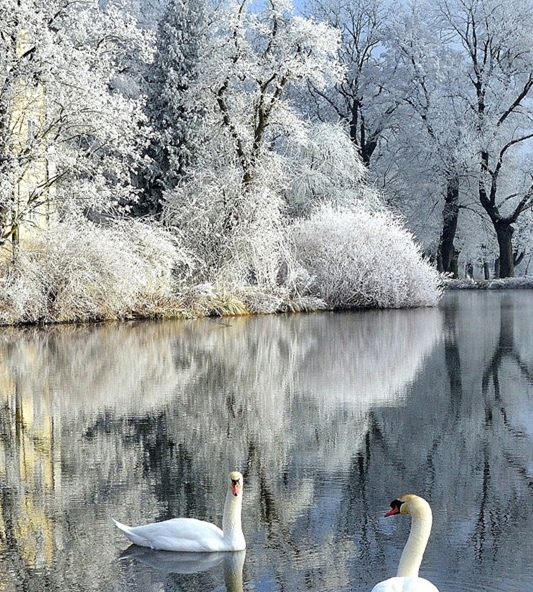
[222,486,245,548]
[397,497,433,577]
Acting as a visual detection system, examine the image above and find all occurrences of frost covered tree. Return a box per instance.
[379,0,533,278]
[137,0,206,215]
[302,0,399,166]
[161,0,443,310]
[376,2,476,277]
[438,0,533,278]
[282,121,382,218]
[0,0,153,251]
[164,0,343,286]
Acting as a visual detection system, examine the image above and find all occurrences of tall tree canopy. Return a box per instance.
[136,0,206,216]
[303,0,399,166]
[372,0,533,277]
[440,0,533,277]
[164,0,344,286]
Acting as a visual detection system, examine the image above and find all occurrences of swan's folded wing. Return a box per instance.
[118,518,226,552]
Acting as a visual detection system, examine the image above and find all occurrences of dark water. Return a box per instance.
[1,290,532,591]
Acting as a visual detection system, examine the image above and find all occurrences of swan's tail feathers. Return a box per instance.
[112,519,147,547]
[112,518,131,534]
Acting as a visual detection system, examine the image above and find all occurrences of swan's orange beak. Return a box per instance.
[231,480,241,496]
[384,506,400,517]
[384,499,403,517]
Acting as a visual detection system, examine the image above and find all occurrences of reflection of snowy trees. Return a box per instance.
[369,292,533,589]
[1,295,533,590]
[0,309,441,590]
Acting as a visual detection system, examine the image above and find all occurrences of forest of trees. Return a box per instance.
[2,0,533,324]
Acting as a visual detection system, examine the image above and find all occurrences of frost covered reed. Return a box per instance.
[0,220,192,325]
[0,204,445,325]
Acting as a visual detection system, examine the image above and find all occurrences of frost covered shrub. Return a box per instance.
[292,203,443,309]
[284,122,382,216]
[0,220,192,324]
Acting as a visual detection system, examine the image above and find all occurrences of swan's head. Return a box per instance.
[384,494,430,517]
[229,471,243,497]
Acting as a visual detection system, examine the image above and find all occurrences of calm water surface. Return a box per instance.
[1,290,533,591]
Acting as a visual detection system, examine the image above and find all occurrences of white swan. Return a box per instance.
[371,494,440,592]
[113,471,246,552]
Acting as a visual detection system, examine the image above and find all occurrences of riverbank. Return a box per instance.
[444,276,533,290]
[3,271,532,328]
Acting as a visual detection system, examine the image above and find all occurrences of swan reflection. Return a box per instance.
[119,547,245,591]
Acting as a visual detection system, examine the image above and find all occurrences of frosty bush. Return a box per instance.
[283,122,381,217]
[0,220,193,324]
[292,203,443,309]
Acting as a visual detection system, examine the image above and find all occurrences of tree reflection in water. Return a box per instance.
[0,296,532,591]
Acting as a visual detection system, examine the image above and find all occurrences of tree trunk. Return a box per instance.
[438,174,460,277]
[495,221,515,278]
[478,170,517,278]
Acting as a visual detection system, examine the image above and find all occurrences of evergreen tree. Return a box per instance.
[136,0,206,216]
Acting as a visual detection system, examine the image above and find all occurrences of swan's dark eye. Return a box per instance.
[384,498,404,516]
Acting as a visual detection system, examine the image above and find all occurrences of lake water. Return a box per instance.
[1,290,533,591]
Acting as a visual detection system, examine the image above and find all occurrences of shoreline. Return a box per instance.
[444,276,533,290]
[2,277,533,328]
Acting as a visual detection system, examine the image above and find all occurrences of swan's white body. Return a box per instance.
[371,494,440,592]
[113,471,245,552]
